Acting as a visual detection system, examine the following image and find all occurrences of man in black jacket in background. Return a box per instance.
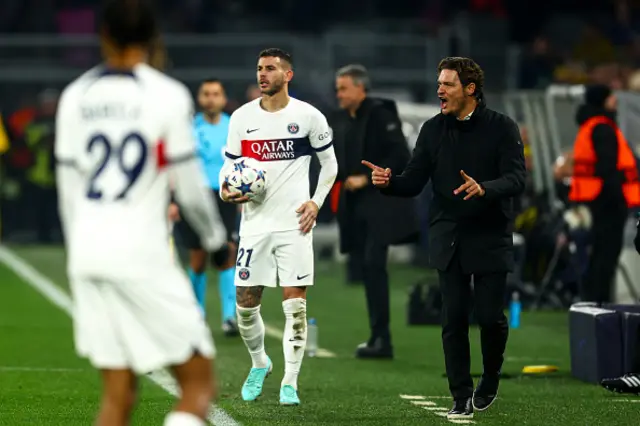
[330,64,419,359]
[364,57,526,419]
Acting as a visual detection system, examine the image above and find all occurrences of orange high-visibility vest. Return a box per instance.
[569,116,640,207]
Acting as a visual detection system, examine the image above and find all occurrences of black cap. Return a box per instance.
[584,84,612,108]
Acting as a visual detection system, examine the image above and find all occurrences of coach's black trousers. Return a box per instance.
[438,250,509,400]
[352,217,391,344]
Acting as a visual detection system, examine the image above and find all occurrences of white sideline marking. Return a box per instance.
[0,366,84,372]
[608,399,640,403]
[263,324,337,358]
[411,401,436,406]
[0,246,240,426]
[400,395,476,424]
[399,394,426,400]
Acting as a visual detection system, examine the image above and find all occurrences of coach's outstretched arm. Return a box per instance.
[362,119,434,197]
[167,88,227,253]
[476,119,526,199]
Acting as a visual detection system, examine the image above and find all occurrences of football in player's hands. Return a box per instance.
[210,241,237,270]
[223,157,267,202]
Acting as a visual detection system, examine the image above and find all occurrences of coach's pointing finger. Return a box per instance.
[362,160,391,188]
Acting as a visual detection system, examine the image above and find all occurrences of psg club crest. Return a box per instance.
[238,268,250,281]
[287,123,299,134]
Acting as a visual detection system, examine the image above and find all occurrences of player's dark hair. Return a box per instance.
[437,57,484,100]
[258,48,293,67]
[100,0,158,49]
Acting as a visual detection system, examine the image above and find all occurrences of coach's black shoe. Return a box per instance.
[473,375,499,411]
[222,319,240,337]
[355,337,393,359]
[447,397,473,419]
[601,373,640,395]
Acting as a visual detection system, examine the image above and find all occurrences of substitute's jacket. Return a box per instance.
[380,102,526,274]
[569,105,640,212]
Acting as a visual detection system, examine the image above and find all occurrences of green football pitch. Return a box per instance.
[0,245,638,425]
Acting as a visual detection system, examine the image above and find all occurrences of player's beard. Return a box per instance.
[261,76,285,97]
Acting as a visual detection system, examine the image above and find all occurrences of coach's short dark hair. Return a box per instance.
[437,57,484,99]
[258,48,293,67]
[101,0,158,48]
[336,64,371,92]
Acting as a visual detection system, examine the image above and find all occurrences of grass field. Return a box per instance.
[0,244,638,426]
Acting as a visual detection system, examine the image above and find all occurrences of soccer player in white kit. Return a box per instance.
[54,1,231,425]
[219,48,338,406]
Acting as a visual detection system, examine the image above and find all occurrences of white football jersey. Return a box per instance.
[223,97,333,237]
[56,63,225,275]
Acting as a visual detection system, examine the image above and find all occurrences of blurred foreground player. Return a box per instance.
[600,217,640,395]
[55,1,233,425]
[365,57,526,419]
[171,78,239,335]
[220,48,338,405]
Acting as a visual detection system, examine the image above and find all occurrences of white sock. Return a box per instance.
[281,298,307,390]
[237,304,269,368]
[163,412,205,426]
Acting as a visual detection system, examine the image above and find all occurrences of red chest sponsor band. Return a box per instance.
[241,137,311,161]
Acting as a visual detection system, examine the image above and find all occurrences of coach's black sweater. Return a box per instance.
[380,102,526,274]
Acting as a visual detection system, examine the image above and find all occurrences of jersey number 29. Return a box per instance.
[86,132,147,200]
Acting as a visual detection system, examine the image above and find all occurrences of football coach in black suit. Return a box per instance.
[363,57,526,419]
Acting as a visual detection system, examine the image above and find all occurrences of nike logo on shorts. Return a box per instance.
[297,274,310,280]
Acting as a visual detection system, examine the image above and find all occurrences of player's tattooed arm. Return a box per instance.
[236,286,264,308]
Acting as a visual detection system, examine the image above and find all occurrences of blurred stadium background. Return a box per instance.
[1,1,640,425]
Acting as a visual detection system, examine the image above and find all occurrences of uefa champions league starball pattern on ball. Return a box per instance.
[224,158,267,199]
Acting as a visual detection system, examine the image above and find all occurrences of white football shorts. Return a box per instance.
[235,229,314,288]
[69,264,215,374]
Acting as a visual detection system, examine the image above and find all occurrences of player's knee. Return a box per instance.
[282,286,306,301]
[235,286,263,308]
[189,250,207,274]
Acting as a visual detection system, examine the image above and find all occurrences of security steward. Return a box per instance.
[364,57,526,419]
[569,84,640,304]
[330,64,419,359]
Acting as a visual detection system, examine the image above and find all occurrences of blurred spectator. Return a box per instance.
[0,114,9,155]
[23,88,60,243]
[469,0,506,17]
[573,23,617,68]
[554,61,590,85]
[519,36,560,89]
[245,84,262,102]
[628,69,640,91]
